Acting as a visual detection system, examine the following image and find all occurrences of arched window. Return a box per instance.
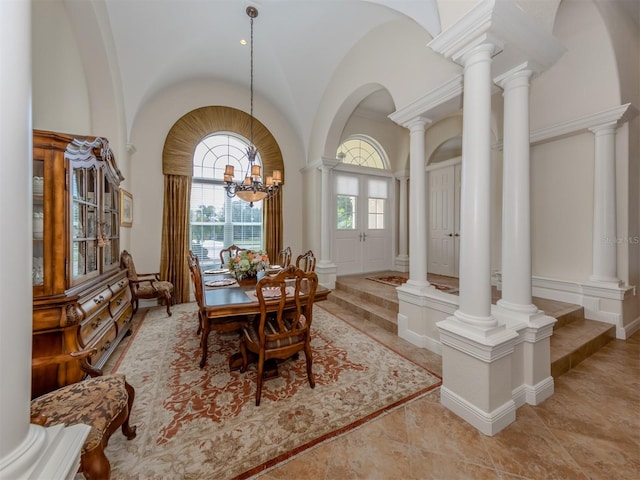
[337,136,388,169]
[190,133,264,267]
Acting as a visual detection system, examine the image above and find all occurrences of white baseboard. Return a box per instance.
[440,386,516,436]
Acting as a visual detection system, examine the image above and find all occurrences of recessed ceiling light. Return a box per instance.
[240,39,247,45]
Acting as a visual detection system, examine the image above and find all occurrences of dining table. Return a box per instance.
[199,267,330,372]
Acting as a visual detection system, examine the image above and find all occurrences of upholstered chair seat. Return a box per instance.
[30,363,137,480]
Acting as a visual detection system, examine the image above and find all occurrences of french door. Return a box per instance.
[333,173,392,275]
[428,163,461,277]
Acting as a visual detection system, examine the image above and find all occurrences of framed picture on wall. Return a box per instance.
[120,189,133,227]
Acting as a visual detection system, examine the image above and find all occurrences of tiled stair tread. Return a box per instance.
[327,289,398,333]
[550,305,586,330]
[334,281,399,310]
[550,318,615,363]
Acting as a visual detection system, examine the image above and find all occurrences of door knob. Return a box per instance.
[447,233,453,237]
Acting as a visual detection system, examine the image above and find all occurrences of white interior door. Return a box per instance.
[428,163,461,277]
[333,173,391,275]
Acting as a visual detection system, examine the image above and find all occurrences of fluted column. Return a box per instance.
[395,173,409,271]
[406,117,431,289]
[589,123,620,284]
[454,43,497,328]
[496,67,537,313]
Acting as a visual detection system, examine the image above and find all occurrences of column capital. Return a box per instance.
[405,116,432,132]
[459,41,500,69]
[394,170,409,180]
[588,122,618,136]
[494,62,534,90]
[319,157,340,170]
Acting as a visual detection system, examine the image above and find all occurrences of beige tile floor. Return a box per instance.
[257,273,640,480]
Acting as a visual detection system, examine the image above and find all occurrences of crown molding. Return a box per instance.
[530,103,637,146]
[389,75,463,127]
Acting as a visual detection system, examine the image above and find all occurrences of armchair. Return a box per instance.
[30,348,137,480]
[120,250,173,316]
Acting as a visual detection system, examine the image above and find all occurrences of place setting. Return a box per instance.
[204,278,238,289]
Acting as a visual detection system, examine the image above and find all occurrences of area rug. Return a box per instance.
[367,275,459,294]
[105,302,441,479]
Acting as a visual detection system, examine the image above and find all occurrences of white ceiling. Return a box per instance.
[103,0,439,144]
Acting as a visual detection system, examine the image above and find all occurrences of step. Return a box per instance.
[550,317,615,378]
[327,289,398,334]
[334,279,400,312]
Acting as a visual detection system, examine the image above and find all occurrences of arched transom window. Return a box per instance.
[337,136,388,169]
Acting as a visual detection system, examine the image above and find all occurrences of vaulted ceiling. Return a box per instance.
[101,0,440,143]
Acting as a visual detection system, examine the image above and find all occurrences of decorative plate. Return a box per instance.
[204,268,229,275]
[205,279,236,287]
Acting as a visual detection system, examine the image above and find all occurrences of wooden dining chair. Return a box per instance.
[295,250,316,273]
[188,250,205,335]
[219,244,245,267]
[191,250,249,368]
[120,250,173,316]
[277,246,292,267]
[239,265,318,406]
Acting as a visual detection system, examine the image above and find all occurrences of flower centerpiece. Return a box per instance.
[228,249,270,281]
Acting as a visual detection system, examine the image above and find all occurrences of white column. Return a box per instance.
[0,0,33,466]
[315,158,338,289]
[0,3,90,477]
[405,117,431,290]
[395,173,409,271]
[496,67,537,313]
[454,44,497,329]
[589,123,620,285]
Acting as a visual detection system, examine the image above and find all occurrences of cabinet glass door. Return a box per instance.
[33,157,45,289]
[71,165,99,283]
[101,178,120,272]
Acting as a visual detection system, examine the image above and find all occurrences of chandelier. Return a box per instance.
[224,6,282,207]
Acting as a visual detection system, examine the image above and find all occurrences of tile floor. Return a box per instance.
[256,273,640,480]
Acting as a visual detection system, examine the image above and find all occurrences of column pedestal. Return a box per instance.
[438,317,519,436]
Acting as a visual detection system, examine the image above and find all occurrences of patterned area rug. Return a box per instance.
[106,302,441,479]
[367,276,459,294]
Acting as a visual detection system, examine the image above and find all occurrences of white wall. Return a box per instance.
[32,0,91,135]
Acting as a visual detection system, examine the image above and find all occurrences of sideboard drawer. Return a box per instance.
[89,323,117,366]
[109,288,130,318]
[78,286,113,318]
[79,304,111,347]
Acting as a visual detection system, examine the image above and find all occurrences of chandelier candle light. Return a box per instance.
[224,6,282,207]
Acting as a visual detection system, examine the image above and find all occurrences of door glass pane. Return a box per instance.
[337,195,357,230]
[368,198,385,229]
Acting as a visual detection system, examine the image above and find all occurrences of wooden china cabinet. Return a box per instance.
[31,130,133,399]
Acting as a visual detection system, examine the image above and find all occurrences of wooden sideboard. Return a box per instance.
[31,130,133,399]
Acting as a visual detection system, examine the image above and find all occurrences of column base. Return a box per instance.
[587,275,621,288]
[394,254,409,272]
[493,304,556,407]
[0,423,90,480]
[441,386,516,437]
[438,316,519,436]
[316,261,337,290]
[399,278,431,295]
